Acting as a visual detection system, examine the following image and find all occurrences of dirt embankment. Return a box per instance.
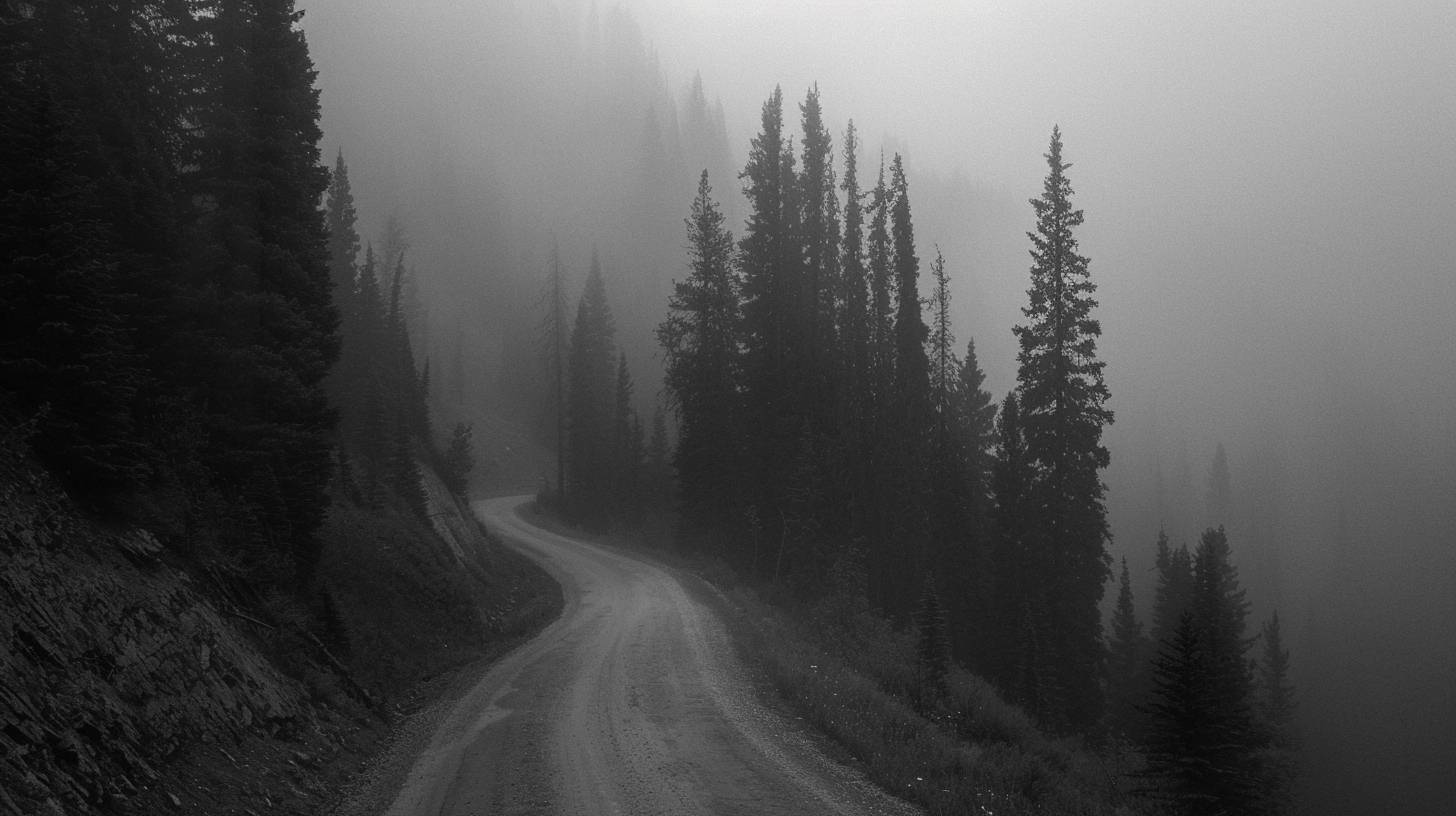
[0,450,558,816]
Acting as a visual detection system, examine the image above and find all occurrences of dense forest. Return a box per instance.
[6,1,1454,814]
[0,0,465,577]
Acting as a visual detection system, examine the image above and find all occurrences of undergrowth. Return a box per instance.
[720,588,1149,815]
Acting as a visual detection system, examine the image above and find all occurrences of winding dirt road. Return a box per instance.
[380,495,919,816]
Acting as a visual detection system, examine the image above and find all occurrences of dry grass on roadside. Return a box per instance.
[721,589,1148,816]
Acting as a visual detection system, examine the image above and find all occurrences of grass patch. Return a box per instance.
[719,589,1148,815]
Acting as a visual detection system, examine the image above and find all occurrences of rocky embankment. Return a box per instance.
[0,450,557,816]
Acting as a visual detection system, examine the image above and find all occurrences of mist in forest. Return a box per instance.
[297,1,1456,812]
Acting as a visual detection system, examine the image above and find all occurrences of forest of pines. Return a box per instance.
[0,3,1297,811]
[646,86,1299,814]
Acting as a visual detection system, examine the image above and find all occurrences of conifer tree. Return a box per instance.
[1256,611,1298,815]
[1152,529,1196,648]
[1257,611,1296,737]
[1142,613,1220,813]
[890,154,931,434]
[838,121,871,412]
[1108,557,1152,741]
[797,85,841,381]
[924,247,971,612]
[1143,528,1263,814]
[566,252,618,528]
[861,151,898,601]
[737,87,795,548]
[612,352,642,522]
[958,339,998,532]
[990,392,1034,683]
[866,154,895,389]
[659,172,741,533]
[182,0,339,577]
[1191,528,1254,714]
[836,120,878,546]
[325,150,360,319]
[887,154,933,607]
[0,4,155,485]
[1012,127,1113,730]
[927,248,959,427]
[325,152,364,409]
[541,240,569,500]
[948,339,998,668]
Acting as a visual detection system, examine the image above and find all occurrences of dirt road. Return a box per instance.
[379,495,919,816]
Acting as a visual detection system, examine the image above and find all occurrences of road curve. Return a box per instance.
[380,495,920,816]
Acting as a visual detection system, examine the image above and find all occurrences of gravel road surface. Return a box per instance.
[379,495,920,816]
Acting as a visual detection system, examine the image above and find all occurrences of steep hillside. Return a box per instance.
[0,438,557,816]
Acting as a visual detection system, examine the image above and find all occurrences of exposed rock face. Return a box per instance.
[0,462,311,815]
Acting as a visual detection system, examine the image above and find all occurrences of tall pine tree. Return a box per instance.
[566,252,618,528]
[658,172,741,535]
[1012,127,1113,730]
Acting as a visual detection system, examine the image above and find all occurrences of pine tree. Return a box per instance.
[1108,557,1152,741]
[1257,611,1296,737]
[1142,527,1263,814]
[1142,613,1220,814]
[890,154,931,435]
[1012,127,1113,731]
[324,150,360,320]
[1255,611,1298,815]
[949,339,998,669]
[861,151,898,606]
[838,121,871,417]
[181,0,339,578]
[659,172,741,533]
[924,247,971,624]
[612,352,642,524]
[927,248,959,425]
[737,86,802,568]
[0,3,153,485]
[1152,529,1195,648]
[990,392,1034,685]
[541,240,569,500]
[958,339,998,534]
[886,153,933,609]
[837,121,875,543]
[566,251,618,528]
[866,153,895,391]
[1192,528,1254,714]
[797,85,840,385]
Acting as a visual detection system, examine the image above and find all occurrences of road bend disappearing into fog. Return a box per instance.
[380,495,920,816]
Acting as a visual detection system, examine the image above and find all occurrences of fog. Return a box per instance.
[298,1,1456,812]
